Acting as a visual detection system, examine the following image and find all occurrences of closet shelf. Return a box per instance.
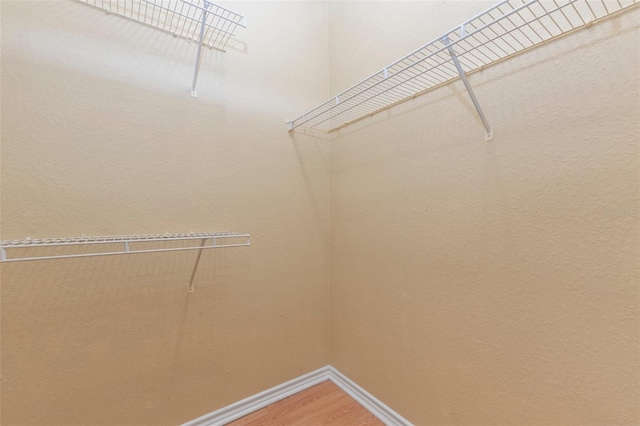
[79,0,246,51]
[0,232,250,262]
[78,0,247,96]
[287,0,638,134]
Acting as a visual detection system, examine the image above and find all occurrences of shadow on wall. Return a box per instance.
[11,0,247,96]
[0,246,250,425]
[310,10,640,145]
[296,9,639,180]
[290,130,330,234]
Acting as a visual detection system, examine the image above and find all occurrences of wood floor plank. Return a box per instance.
[226,381,384,426]
[229,381,341,426]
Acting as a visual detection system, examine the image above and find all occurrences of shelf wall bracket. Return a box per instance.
[78,0,246,98]
[187,238,207,293]
[442,34,493,141]
[288,0,637,133]
[191,1,211,98]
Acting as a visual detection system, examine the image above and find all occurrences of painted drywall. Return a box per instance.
[329,2,640,425]
[0,1,330,425]
[2,1,639,425]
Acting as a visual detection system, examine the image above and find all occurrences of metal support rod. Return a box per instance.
[442,36,493,141]
[187,238,208,293]
[191,1,210,98]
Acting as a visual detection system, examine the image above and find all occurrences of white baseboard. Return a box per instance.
[182,366,333,426]
[326,366,412,426]
[181,365,412,426]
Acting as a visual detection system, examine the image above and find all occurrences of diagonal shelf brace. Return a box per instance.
[443,34,493,141]
[191,1,211,98]
[287,0,637,133]
[187,238,208,293]
[78,0,246,97]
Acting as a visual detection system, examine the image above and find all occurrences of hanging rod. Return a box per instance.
[77,0,247,96]
[0,232,250,263]
[287,0,638,136]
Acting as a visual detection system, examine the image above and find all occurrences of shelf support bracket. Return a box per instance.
[187,238,208,293]
[191,1,211,98]
[442,35,493,141]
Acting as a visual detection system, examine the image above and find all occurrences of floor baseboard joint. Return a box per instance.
[181,365,412,426]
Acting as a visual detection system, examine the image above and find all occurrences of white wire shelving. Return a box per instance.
[1,232,251,292]
[0,232,250,263]
[287,0,639,137]
[78,0,247,96]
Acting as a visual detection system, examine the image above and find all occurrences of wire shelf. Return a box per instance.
[78,0,247,51]
[77,0,247,96]
[287,0,639,132]
[0,232,250,262]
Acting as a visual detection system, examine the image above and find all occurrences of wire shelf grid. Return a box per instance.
[78,0,246,51]
[0,232,251,262]
[287,0,638,132]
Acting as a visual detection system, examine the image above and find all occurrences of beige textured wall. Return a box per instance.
[3,1,640,425]
[0,1,330,425]
[329,2,640,425]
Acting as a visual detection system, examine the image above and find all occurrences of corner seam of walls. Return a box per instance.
[325,0,333,366]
